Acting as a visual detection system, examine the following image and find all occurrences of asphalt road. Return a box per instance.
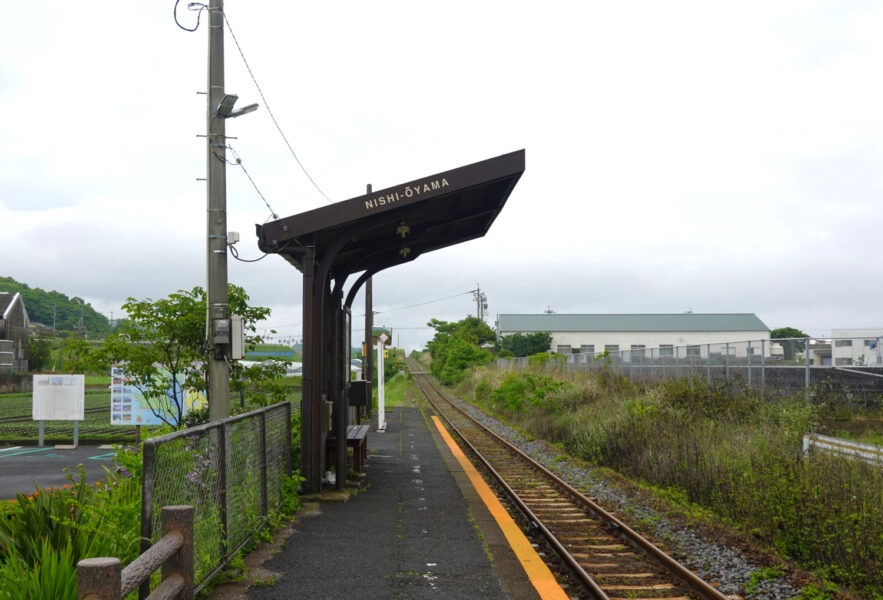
[0,445,117,500]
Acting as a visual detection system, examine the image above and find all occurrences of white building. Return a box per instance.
[830,328,883,366]
[496,313,770,358]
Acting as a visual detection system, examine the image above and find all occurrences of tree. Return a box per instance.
[771,327,810,360]
[498,331,552,357]
[426,316,495,385]
[27,337,52,371]
[74,285,283,428]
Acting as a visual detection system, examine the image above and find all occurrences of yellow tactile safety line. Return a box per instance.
[431,416,570,600]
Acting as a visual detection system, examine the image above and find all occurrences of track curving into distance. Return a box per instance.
[408,362,733,600]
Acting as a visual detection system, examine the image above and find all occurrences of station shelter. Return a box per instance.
[256,150,525,493]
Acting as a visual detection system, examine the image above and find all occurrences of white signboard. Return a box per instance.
[32,375,85,421]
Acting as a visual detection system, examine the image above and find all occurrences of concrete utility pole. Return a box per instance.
[472,284,488,321]
[206,0,230,420]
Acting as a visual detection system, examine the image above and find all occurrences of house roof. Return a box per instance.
[497,313,770,333]
[0,292,22,320]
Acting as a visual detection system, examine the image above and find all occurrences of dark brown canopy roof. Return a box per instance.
[256,149,525,280]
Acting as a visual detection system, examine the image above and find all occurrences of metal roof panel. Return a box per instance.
[497,313,770,333]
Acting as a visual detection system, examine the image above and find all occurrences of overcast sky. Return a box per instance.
[2,1,881,352]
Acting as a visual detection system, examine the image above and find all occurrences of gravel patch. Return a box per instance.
[444,394,804,600]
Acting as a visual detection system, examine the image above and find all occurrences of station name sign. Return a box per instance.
[364,177,451,211]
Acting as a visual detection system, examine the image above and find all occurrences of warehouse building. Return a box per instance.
[496,313,771,358]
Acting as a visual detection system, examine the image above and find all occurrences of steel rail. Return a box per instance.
[411,370,610,599]
[410,363,731,600]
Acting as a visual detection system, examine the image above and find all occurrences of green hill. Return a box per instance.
[0,276,111,338]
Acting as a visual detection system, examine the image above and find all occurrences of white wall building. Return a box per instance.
[496,313,771,358]
[830,328,883,366]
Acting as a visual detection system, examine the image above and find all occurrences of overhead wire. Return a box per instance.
[222,11,334,205]
[174,1,207,32]
[227,146,278,219]
[368,290,474,315]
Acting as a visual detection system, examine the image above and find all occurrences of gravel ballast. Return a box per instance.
[442,392,805,600]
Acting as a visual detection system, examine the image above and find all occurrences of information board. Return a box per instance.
[32,375,85,421]
[110,365,206,426]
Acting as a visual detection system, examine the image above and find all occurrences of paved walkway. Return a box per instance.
[0,445,116,499]
[244,406,539,599]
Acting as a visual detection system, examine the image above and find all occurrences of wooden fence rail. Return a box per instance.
[77,505,193,600]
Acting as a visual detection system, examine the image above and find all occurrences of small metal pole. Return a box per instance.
[259,411,268,517]
[675,345,680,379]
[285,401,293,476]
[219,422,229,555]
[761,339,766,393]
[73,420,79,447]
[725,342,730,383]
[38,420,44,447]
[805,337,811,403]
[139,440,157,600]
[707,344,712,385]
[747,340,752,389]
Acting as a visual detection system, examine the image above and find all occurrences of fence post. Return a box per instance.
[747,340,752,389]
[139,440,157,600]
[725,342,730,383]
[218,422,229,557]
[161,505,194,599]
[285,401,293,476]
[77,557,122,600]
[706,344,712,385]
[259,411,268,518]
[675,345,680,379]
[761,339,766,392]
[805,337,811,403]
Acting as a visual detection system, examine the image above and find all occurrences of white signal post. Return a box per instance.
[376,332,389,431]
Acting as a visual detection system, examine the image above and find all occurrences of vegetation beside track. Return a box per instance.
[0,405,303,599]
[457,363,883,599]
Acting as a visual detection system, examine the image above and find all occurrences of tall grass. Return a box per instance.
[463,366,883,597]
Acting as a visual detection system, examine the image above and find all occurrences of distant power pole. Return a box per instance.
[472,284,488,321]
[206,0,230,420]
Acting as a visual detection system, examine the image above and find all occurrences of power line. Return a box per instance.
[222,12,333,205]
[227,146,278,219]
[369,291,473,316]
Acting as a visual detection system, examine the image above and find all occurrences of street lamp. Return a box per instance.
[216,93,259,119]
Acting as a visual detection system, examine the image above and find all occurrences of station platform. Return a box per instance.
[243,406,559,600]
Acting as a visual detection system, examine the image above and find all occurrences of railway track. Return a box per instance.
[408,362,733,600]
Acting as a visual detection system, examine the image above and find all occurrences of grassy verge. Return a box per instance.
[460,365,883,599]
[374,372,418,409]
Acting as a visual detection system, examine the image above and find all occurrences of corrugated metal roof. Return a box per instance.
[496,313,769,333]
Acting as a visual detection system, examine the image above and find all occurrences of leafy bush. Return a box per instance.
[489,373,571,414]
[0,466,140,600]
[0,539,78,600]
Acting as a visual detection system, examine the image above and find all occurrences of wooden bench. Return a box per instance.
[327,424,369,473]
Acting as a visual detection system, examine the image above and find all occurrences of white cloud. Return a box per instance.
[1,1,881,353]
